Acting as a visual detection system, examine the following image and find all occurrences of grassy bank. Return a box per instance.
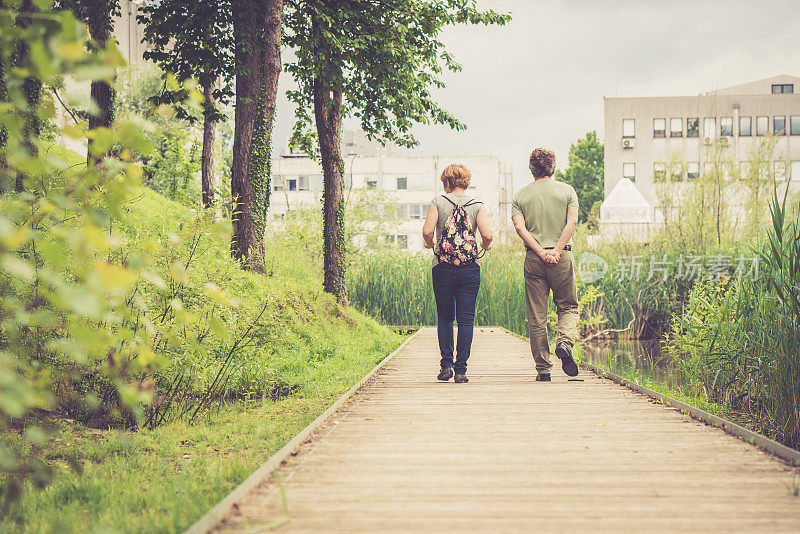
[2,179,402,532]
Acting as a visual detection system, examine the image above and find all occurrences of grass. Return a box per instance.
[6,391,384,533]
[1,162,403,533]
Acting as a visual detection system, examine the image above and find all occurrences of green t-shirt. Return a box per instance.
[511,179,579,248]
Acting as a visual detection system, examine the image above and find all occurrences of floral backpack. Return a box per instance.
[435,195,483,266]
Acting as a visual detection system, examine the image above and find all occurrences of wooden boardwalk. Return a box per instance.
[213,328,800,533]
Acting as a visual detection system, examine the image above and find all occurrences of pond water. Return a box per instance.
[582,338,685,390]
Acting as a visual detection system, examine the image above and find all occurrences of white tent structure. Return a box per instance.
[599,178,654,242]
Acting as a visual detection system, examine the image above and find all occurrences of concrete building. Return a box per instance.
[602,75,800,238]
[270,135,513,250]
[114,0,149,66]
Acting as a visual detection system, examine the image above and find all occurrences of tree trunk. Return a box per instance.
[230,0,283,272]
[201,80,216,209]
[314,72,347,305]
[86,14,114,167]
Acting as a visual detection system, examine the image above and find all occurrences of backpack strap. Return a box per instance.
[463,199,482,208]
[441,194,457,206]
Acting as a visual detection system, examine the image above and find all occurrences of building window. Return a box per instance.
[397,235,408,249]
[287,179,297,191]
[687,162,699,180]
[670,118,682,137]
[622,119,635,138]
[774,161,787,180]
[739,117,752,136]
[772,84,794,94]
[409,204,425,219]
[653,162,666,182]
[791,116,800,136]
[273,183,284,192]
[791,161,800,181]
[774,116,786,136]
[704,118,716,138]
[653,118,666,138]
[720,117,733,137]
[395,204,408,219]
[756,116,768,136]
[623,162,636,182]
[298,176,309,191]
[366,178,378,189]
[396,176,408,190]
[687,118,699,137]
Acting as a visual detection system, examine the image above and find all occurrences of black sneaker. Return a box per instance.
[535,373,551,382]
[555,342,578,377]
[454,373,469,383]
[437,367,454,381]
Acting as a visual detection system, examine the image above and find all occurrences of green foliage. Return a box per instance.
[138,0,234,122]
[54,0,119,43]
[667,185,800,449]
[144,128,202,204]
[283,0,511,156]
[0,2,158,510]
[555,131,604,227]
[114,63,212,208]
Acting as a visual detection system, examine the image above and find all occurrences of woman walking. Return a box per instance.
[422,164,493,383]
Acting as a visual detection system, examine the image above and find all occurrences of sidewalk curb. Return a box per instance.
[183,328,423,534]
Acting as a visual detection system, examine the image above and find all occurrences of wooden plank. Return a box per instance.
[204,328,800,533]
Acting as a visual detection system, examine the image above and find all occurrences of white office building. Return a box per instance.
[270,132,513,250]
[601,75,800,240]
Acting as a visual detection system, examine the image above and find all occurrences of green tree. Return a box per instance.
[284,0,510,304]
[555,131,604,227]
[229,0,284,273]
[139,0,235,208]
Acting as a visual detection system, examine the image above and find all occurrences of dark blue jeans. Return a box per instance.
[431,262,481,374]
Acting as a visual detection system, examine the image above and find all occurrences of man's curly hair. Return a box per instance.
[529,148,556,178]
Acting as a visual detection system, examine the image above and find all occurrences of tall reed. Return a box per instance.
[348,248,530,335]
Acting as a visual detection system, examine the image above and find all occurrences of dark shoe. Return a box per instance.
[535,373,551,382]
[454,373,469,383]
[437,367,454,381]
[556,342,578,377]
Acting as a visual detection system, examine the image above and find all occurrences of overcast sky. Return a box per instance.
[272,0,800,190]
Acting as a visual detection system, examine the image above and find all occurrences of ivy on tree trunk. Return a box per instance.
[230,0,283,272]
[314,71,347,305]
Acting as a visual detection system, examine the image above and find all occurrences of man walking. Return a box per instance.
[511,148,580,381]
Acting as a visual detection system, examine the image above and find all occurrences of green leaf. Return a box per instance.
[0,254,36,282]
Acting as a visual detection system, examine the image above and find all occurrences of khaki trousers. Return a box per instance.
[523,250,579,374]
